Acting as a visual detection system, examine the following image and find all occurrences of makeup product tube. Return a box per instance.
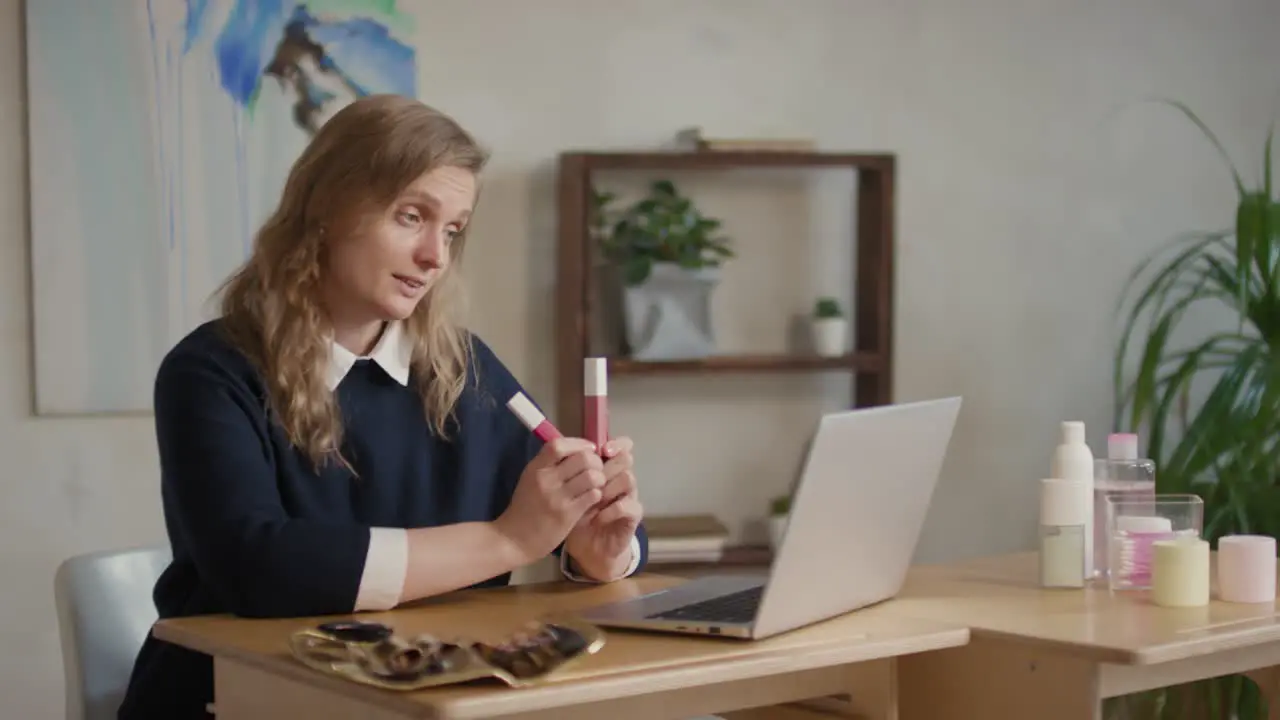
[1039,477,1089,589]
[584,358,608,454]
[507,392,562,443]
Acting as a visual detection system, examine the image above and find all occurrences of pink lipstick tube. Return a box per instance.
[584,358,608,454]
[507,392,562,443]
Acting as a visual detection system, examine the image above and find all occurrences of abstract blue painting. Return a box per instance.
[25,0,418,414]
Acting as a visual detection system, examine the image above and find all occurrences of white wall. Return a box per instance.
[3,0,1278,716]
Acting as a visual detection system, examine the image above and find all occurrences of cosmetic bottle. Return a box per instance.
[1039,477,1089,588]
[1051,421,1096,578]
[1092,432,1156,578]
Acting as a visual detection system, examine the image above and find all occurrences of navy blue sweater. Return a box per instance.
[117,320,648,719]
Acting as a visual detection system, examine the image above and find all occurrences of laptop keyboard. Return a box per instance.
[646,585,764,624]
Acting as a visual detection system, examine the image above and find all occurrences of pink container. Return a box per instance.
[1217,535,1277,604]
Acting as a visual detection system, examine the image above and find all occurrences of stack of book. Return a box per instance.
[673,127,816,153]
[644,514,730,565]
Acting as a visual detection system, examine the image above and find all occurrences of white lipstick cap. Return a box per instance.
[506,392,546,430]
[584,358,607,396]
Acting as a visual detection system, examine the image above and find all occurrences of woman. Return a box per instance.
[117,94,647,719]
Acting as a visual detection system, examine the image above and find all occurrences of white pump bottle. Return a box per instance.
[1050,421,1096,579]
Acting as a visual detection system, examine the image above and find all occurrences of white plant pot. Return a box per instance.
[811,317,847,357]
[622,264,720,360]
[769,514,788,550]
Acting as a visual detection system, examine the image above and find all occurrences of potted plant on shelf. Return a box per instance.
[1111,100,1279,720]
[589,187,617,244]
[595,179,734,360]
[768,494,790,550]
[811,296,846,357]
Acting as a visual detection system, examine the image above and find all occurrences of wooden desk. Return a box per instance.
[153,573,969,720]
[884,552,1280,719]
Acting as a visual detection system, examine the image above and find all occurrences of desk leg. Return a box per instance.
[896,635,1101,720]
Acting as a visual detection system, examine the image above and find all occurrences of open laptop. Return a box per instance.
[574,396,961,640]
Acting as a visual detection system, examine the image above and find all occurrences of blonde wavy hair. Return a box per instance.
[217,94,488,471]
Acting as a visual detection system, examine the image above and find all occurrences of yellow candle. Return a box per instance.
[1152,537,1210,608]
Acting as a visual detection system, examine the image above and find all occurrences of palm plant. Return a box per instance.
[1112,100,1279,719]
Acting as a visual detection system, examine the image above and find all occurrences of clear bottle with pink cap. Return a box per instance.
[1093,432,1156,581]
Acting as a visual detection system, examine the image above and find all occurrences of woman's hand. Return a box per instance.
[495,438,605,564]
[563,436,644,581]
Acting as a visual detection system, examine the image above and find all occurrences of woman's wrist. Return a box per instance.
[487,517,537,568]
[398,521,532,602]
[568,542,633,582]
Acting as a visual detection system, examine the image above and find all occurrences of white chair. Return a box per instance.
[54,545,171,720]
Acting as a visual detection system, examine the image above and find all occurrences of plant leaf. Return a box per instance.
[1112,101,1280,602]
[1150,97,1245,197]
[623,256,652,285]
[1113,232,1231,430]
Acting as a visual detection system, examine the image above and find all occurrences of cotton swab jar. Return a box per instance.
[1108,515,1174,589]
[1105,494,1203,591]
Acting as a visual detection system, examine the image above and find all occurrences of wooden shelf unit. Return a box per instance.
[608,351,882,376]
[554,149,896,437]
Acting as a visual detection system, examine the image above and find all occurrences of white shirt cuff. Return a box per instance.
[560,534,641,583]
[354,527,409,611]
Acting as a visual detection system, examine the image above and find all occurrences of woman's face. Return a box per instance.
[323,165,476,334]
